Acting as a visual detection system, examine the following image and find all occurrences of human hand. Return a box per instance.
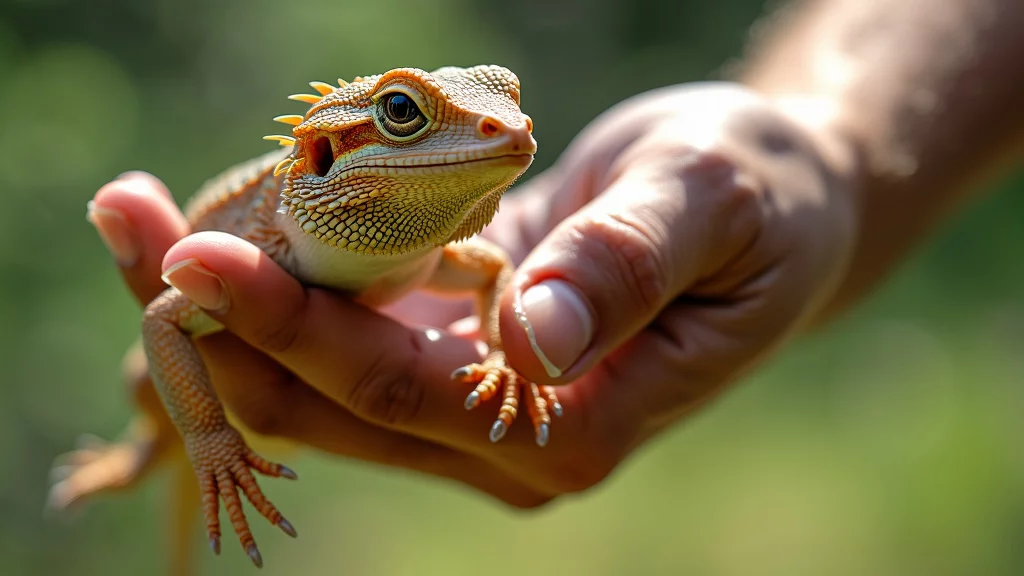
[88,82,856,506]
[486,82,859,452]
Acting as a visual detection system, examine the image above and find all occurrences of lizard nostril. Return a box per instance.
[477,116,501,137]
[523,116,533,133]
[310,136,333,177]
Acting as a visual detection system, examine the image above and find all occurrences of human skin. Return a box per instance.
[88,0,1024,506]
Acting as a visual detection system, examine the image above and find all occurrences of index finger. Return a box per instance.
[160,232,588,458]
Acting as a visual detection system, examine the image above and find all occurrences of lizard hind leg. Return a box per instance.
[142,288,297,567]
[46,341,180,512]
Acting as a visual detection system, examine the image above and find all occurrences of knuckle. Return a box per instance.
[685,148,764,213]
[251,319,302,355]
[248,298,306,355]
[676,148,766,253]
[579,213,672,312]
[345,340,424,426]
[722,178,766,233]
[722,166,764,209]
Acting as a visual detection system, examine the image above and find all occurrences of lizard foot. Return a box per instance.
[47,431,160,512]
[454,350,561,447]
[189,425,298,567]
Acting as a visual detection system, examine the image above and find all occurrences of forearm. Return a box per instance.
[739,0,1024,324]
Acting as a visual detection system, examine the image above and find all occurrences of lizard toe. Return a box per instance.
[456,350,560,447]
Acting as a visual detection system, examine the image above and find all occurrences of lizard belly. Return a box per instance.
[277,211,444,307]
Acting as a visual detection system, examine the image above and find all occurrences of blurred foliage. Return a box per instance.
[1,0,1022,574]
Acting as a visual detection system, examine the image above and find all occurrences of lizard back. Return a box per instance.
[183,148,289,235]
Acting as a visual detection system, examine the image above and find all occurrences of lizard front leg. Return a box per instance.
[428,240,562,447]
[142,286,296,567]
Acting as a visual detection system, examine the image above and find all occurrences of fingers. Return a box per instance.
[194,331,551,508]
[160,232,583,455]
[601,289,785,431]
[499,147,766,384]
[89,175,554,505]
[89,172,189,305]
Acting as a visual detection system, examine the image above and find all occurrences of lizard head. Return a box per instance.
[265,65,536,256]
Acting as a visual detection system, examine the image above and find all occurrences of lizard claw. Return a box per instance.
[278,517,298,538]
[455,351,560,446]
[489,420,508,442]
[278,465,298,480]
[536,423,550,447]
[464,390,481,410]
[451,365,478,381]
[247,543,263,568]
[190,425,297,565]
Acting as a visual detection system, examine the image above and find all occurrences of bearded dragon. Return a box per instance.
[47,65,561,571]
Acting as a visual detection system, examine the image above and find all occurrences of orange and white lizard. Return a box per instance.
[47,65,561,570]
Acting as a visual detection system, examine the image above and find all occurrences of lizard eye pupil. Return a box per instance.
[379,92,427,139]
[385,94,415,123]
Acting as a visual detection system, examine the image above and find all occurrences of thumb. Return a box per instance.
[499,149,762,384]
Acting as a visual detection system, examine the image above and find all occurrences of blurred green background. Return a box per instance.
[2,0,1022,574]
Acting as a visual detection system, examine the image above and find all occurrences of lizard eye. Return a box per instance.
[378,92,427,139]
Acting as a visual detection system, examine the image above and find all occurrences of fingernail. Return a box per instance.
[161,258,229,312]
[86,200,140,267]
[514,279,595,378]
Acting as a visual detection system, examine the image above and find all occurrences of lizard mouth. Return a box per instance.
[329,153,532,177]
[391,153,534,172]
[305,142,532,180]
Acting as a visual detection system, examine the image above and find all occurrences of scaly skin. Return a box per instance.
[47,65,561,571]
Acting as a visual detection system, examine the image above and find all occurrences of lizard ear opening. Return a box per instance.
[310,136,333,177]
